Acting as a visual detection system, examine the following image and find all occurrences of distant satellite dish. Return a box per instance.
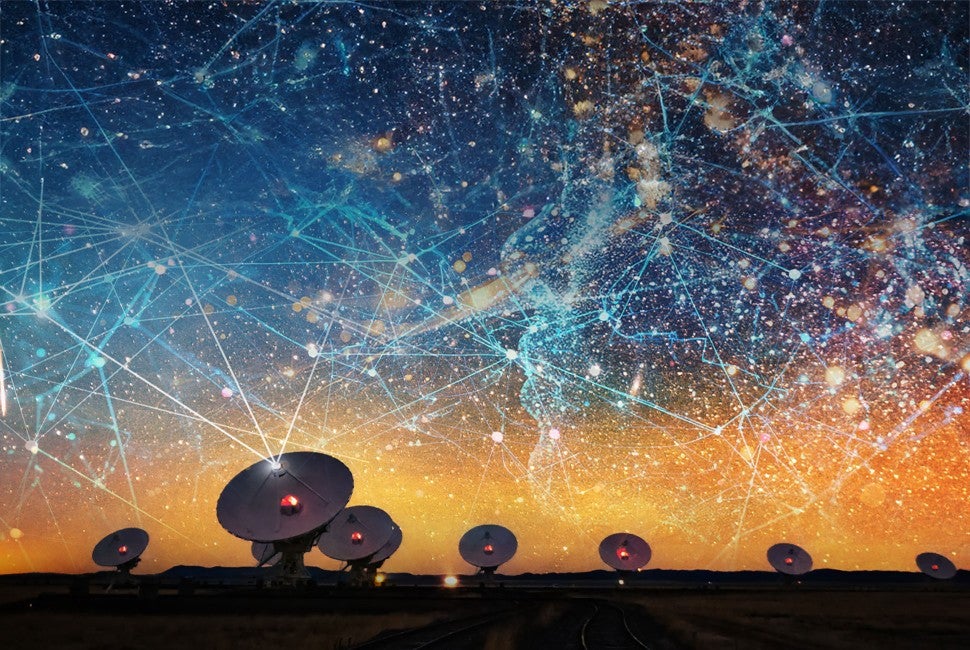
[459,524,517,575]
[217,451,353,543]
[318,506,395,562]
[916,552,957,580]
[92,527,149,569]
[767,543,813,575]
[370,526,403,565]
[251,541,281,567]
[599,533,651,571]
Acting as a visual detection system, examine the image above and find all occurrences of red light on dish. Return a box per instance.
[118,545,128,555]
[617,547,630,561]
[483,543,494,555]
[785,557,794,565]
[279,494,302,515]
[931,564,940,571]
[351,531,363,544]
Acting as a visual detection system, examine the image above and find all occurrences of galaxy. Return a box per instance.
[0,1,967,576]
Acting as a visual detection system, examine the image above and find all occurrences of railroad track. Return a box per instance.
[350,596,668,649]
[580,599,652,650]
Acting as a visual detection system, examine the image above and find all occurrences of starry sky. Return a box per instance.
[0,1,967,576]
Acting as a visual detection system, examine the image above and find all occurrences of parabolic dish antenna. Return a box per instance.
[92,527,150,568]
[318,505,396,562]
[252,541,281,567]
[370,526,403,565]
[217,451,353,543]
[767,543,813,576]
[916,552,957,580]
[459,524,517,571]
[598,533,651,571]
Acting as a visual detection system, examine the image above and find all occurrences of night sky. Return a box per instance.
[0,1,967,576]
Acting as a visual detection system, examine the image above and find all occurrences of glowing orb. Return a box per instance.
[825,366,846,387]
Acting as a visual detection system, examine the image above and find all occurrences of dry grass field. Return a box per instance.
[2,610,443,650]
[638,589,970,649]
[1,584,968,649]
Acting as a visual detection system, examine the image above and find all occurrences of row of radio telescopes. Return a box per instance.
[92,452,961,584]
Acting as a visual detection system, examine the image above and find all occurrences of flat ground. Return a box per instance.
[640,589,970,649]
[1,584,967,649]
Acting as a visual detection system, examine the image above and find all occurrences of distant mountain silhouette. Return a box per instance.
[1,566,967,586]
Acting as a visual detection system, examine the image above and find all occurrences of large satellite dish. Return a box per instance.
[459,524,517,577]
[767,543,813,576]
[916,552,957,580]
[92,527,150,569]
[318,506,396,562]
[217,451,353,543]
[598,533,651,571]
[217,451,353,586]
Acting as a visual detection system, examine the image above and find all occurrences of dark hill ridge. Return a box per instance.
[1,566,968,586]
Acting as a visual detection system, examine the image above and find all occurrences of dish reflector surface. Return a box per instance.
[217,451,353,543]
[458,524,517,568]
[370,526,403,564]
[318,505,395,561]
[92,528,149,567]
[767,543,813,575]
[251,541,281,566]
[916,552,957,579]
[598,532,651,571]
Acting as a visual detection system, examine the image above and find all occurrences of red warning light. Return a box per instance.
[118,545,128,555]
[617,547,630,561]
[931,564,940,571]
[351,531,363,544]
[785,557,794,565]
[483,544,494,555]
[280,494,302,515]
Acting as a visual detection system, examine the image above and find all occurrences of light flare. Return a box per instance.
[0,338,6,417]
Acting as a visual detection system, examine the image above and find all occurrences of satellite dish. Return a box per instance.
[916,552,957,580]
[92,527,149,569]
[217,451,353,586]
[767,543,813,576]
[318,506,395,562]
[252,541,281,567]
[599,533,651,571]
[370,526,403,565]
[459,524,517,576]
[217,451,353,543]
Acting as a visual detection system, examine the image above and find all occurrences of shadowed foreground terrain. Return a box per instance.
[1,576,968,649]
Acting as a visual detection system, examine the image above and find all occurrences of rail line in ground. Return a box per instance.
[580,599,654,650]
